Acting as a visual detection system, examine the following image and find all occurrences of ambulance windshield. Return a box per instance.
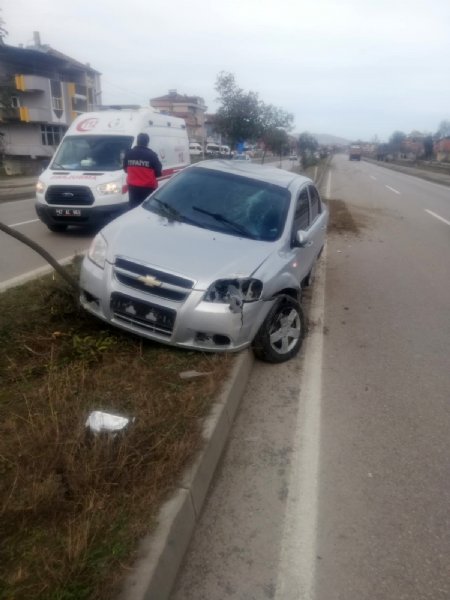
[51,135,133,171]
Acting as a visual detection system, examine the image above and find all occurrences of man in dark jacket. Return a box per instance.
[123,133,162,208]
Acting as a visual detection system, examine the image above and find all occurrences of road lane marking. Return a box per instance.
[425,209,450,227]
[274,245,326,600]
[385,185,401,194]
[370,175,377,180]
[9,218,39,228]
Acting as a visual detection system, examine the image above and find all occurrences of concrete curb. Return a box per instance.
[119,349,254,600]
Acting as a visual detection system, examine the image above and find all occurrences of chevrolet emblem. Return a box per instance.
[137,274,162,287]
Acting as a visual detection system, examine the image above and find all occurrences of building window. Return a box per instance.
[41,124,66,146]
[71,84,88,114]
[50,80,64,118]
[52,96,63,111]
[11,96,20,108]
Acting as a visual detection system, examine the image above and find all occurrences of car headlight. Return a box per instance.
[96,181,121,195]
[36,180,46,194]
[88,233,108,269]
[204,278,263,311]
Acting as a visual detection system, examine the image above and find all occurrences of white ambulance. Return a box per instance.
[35,107,190,231]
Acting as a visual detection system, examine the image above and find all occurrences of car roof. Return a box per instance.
[189,159,312,190]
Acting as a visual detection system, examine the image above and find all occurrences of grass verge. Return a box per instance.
[0,262,233,600]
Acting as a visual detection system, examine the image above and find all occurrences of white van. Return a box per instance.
[205,143,220,157]
[189,142,203,156]
[35,107,190,231]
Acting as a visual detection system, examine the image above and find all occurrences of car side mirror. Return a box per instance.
[296,230,310,247]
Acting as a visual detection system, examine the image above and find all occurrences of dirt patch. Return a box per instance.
[0,265,232,599]
[327,199,369,236]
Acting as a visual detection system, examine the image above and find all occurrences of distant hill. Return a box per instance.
[312,133,350,146]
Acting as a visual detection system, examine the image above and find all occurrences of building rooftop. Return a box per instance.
[0,40,100,74]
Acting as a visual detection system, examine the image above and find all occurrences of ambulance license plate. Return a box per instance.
[54,208,82,217]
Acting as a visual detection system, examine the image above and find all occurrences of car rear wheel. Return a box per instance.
[253,294,305,363]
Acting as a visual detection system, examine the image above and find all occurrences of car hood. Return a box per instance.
[103,208,276,289]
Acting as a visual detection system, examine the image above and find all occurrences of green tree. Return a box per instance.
[0,10,8,43]
[423,135,434,159]
[214,72,262,149]
[297,132,319,165]
[214,72,294,151]
[436,120,450,139]
[262,127,289,163]
[389,131,406,156]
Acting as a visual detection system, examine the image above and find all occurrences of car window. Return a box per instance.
[293,188,310,232]
[308,185,321,223]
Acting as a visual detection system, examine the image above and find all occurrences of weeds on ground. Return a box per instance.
[0,268,232,599]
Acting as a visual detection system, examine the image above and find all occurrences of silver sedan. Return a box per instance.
[80,160,327,362]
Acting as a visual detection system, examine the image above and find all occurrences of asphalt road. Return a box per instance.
[170,154,450,599]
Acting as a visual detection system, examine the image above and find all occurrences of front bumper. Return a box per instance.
[80,257,275,353]
[35,201,129,228]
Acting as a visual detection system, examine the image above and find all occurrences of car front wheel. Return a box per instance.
[253,294,305,363]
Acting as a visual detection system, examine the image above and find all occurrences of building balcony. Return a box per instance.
[15,74,49,93]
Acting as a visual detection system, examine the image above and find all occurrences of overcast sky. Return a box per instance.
[2,0,450,141]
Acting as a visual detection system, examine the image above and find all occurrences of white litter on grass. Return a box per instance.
[179,370,212,380]
[85,410,134,433]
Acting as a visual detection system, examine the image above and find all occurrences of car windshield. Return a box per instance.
[51,135,133,171]
[143,167,290,241]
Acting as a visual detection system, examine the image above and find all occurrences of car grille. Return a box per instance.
[45,186,95,206]
[110,292,176,337]
[113,257,194,302]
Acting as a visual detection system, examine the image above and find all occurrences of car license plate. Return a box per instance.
[54,208,82,217]
[110,293,175,330]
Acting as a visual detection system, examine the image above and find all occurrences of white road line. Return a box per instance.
[385,185,401,194]
[9,218,39,228]
[370,175,377,180]
[425,209,450,227]
[325,171,332,199]
[274,246,326,600]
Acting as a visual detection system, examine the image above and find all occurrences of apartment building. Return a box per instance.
[0,32,101,175]
[150,90,206,144]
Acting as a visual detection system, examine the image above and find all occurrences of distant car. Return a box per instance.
[232,153,251,161]
[289,154,298,161]
[80,160,328,363]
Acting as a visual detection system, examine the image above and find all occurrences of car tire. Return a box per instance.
[252,294,305,363]
[47,223,68,232]
[304,261,316,287]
